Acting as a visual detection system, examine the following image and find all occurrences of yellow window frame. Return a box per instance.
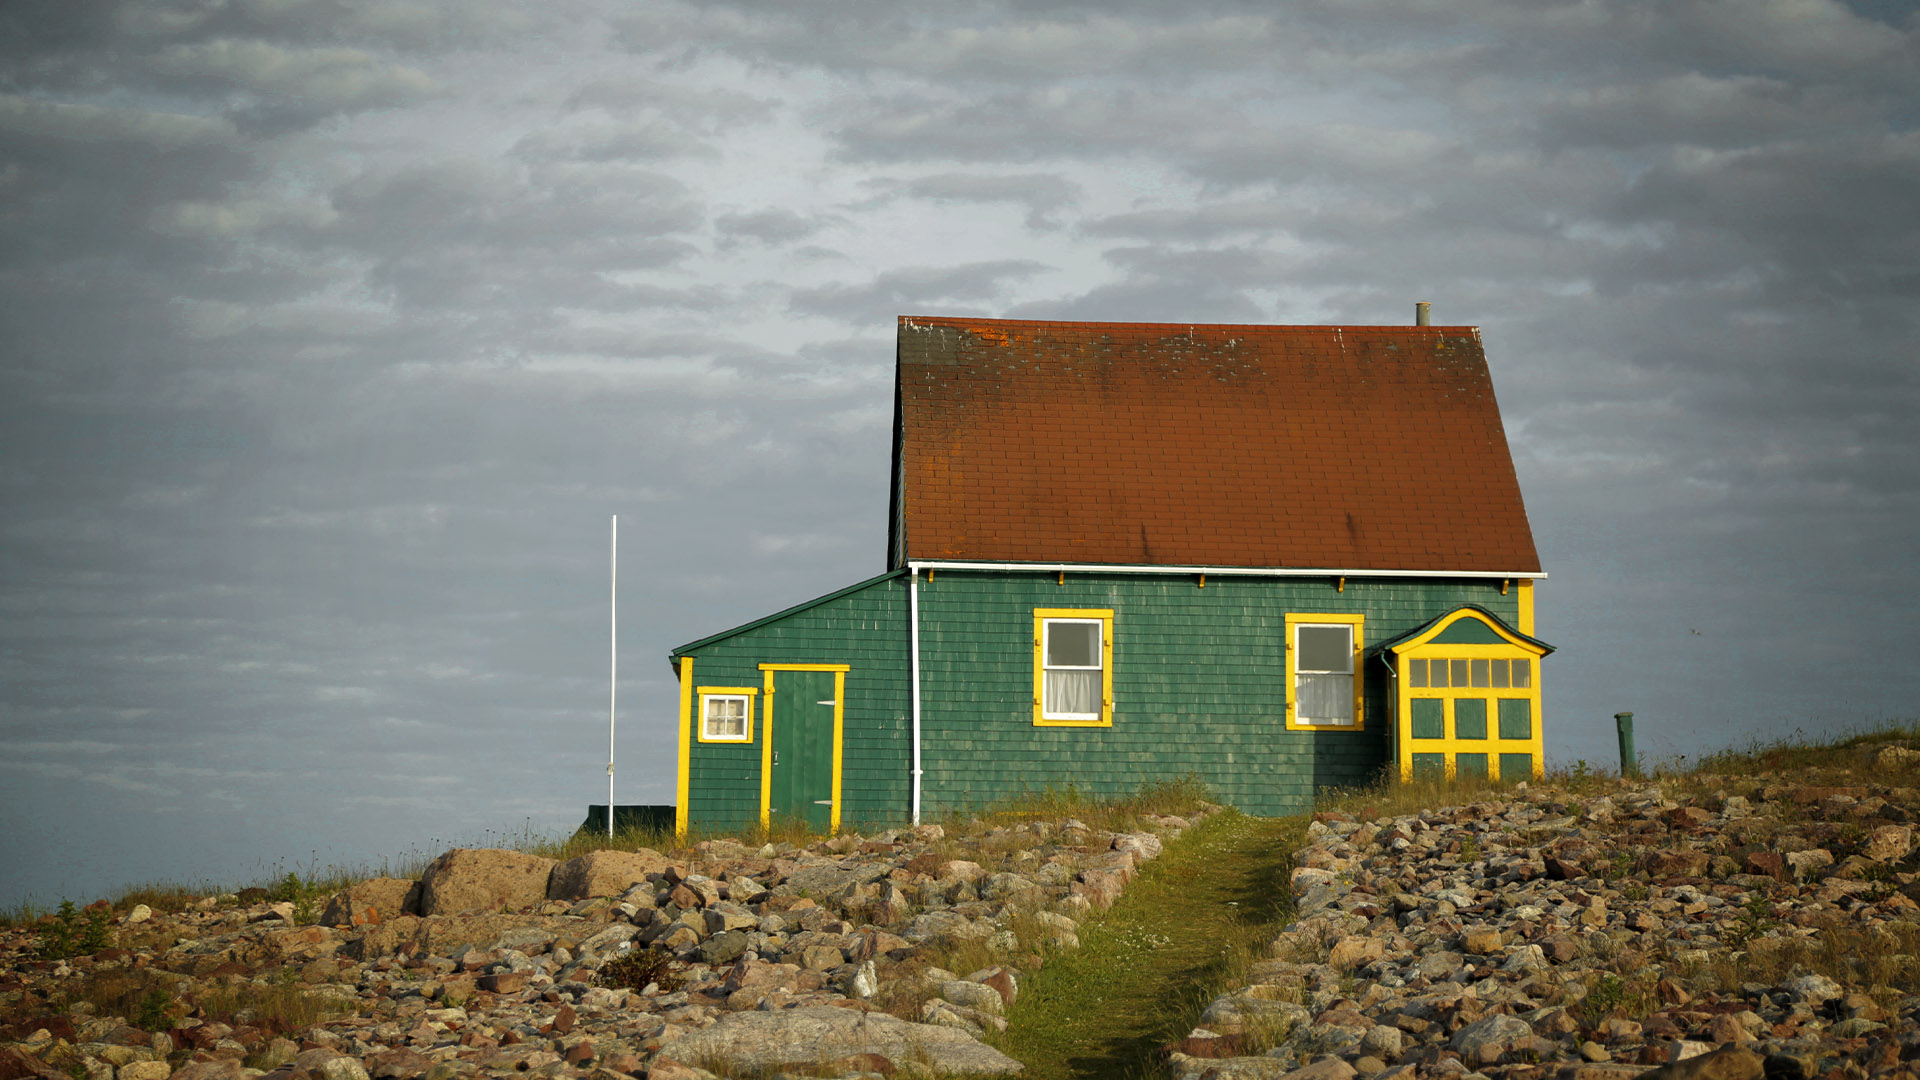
[1032,608,1114,728]
[1285,613,1365,731]
[695,686,758,744]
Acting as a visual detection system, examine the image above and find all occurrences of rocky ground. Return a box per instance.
[1174,746,1920,1080]
[0,811,1203,1080]
[11,749,1920,1080]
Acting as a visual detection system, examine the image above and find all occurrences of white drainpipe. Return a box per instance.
[908,569,924,824]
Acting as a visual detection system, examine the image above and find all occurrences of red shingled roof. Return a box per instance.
[889,316,1540,573]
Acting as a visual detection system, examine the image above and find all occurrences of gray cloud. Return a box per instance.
[866,171,1082,229]
[790,260,1051,324]
[3,0,1917,907]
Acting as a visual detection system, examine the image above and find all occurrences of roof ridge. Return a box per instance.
[897,315,1479,333]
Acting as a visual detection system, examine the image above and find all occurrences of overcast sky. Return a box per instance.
[4,0,1917,908]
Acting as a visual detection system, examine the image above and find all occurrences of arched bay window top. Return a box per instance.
[1377,605,1554,660]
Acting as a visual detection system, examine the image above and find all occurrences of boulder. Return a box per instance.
[416,849,556,917]
[1452,1013,1535,1065]
[319,877,420,928]
[1866,825,1912,863]
[652,1004,1022,1076]
[546,849,671,901]
[1635,1043,1764,1080]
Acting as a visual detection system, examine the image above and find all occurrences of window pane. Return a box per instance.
[1450,659,1470,687]
[1512,658,1531,688]
[1455,698,1488,739]
[1408,658,1428,688]
[1046,621,1100,668]
[1491,660,1510,688]
[1471,659,1490,687]
[1498,699,1532,740]
[1045,669,1099,716]
[1411,698,1444,739]
[1430,658,1448,688]
[1297,673,1353,724]
[1297,625,1352,673]
[705,697,747,739]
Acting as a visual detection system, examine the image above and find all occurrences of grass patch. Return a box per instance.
[991,808,1300,1080]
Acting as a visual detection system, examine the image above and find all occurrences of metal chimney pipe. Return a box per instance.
[1415,301,1431,326]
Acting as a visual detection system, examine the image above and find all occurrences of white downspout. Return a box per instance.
[909,569,924,825]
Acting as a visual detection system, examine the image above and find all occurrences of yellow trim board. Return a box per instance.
[1032,608,1115,727]
[1284,613,1365,731]
[695,687,759,744]
[1517,579,1535,637]
[675,657,693,838]
[758,663,849,832]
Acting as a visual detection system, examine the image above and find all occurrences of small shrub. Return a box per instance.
[132,987,174,1032]
[1577,973,1626,1029]
[596,948,684,993]
[37,901,84,960]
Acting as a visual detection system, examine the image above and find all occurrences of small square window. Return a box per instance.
[697,690,756,743]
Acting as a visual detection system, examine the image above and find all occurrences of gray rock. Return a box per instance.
[1360,1025,1404,1058]
[1784,974,1842,1005]
[653,1004,1022,1076]
[1451,1013,1533,1065]
[904,910,994,943]
[1282,1059,1357,1080]
[702,901,758,934]
[699,930,750,964]
[941,979,1005,1015]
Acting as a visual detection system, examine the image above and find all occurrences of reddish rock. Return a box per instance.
[0,1048,66,1080]
[320,877,420,927]
[1743,851,1786,879]
[546,849,671,901]
[416,848,556,917]
[1168,1032,1247,1058]
[1666,807,1713,830]
[475,971,529,994]
[1642,849,1710,878]
[550,1004,576,1035]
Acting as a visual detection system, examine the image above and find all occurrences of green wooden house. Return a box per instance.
[668,316,1551,835]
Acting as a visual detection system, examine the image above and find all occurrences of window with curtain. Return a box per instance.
[1042,618,1103,720]
[1294,623,1355,725]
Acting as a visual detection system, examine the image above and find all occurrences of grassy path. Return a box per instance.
[991,810,1304,1080]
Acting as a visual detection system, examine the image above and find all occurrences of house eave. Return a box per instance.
[906,560,1546,580]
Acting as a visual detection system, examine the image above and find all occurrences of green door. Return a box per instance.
[769,669,836,832]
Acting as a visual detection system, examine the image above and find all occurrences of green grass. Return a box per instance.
[990,808,1301,1080]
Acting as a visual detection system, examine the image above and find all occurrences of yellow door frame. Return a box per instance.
[675,656,693,838]
[758,663,849,833]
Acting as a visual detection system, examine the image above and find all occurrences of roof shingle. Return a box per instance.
[890,316,1540,573]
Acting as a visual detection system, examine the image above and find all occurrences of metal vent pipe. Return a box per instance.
[1415,301,1431,326]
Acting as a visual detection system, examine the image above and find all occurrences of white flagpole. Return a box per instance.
[608,514,617,838]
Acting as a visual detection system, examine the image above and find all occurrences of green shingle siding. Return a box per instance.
[676,571,1521,826]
